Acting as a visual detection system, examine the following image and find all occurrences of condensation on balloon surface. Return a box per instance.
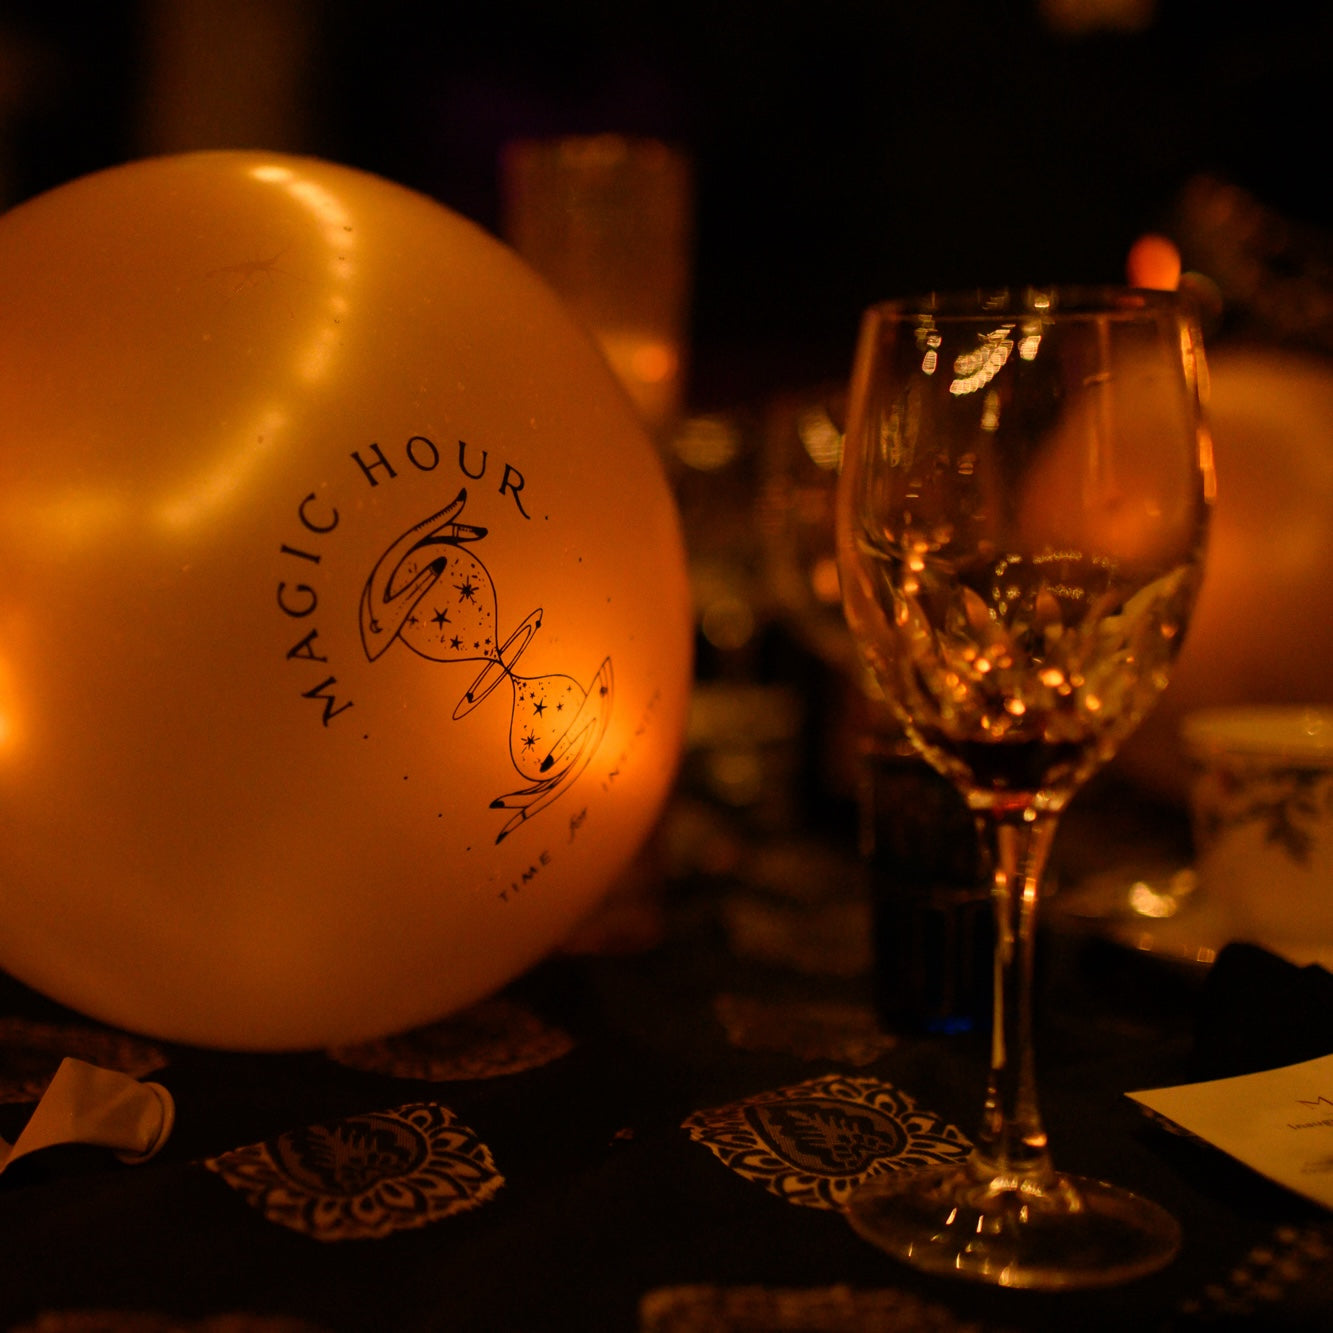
[0,151,693,1049]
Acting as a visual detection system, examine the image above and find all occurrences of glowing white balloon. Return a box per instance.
[0,151,693,1049]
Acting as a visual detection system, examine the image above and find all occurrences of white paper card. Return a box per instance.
[1129,1053,1333,1210]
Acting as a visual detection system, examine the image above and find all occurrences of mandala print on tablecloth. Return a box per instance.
[206,1101,503,1241]
[0,1018,167,1104]
[683,1073,969,1211]
[328,997,572,1080]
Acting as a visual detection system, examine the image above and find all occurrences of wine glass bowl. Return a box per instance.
[837,287,1213,1288]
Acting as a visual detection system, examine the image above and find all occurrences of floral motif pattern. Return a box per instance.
[328,997,572,1081]
[206,1102,503,1241]
[1193,763,1333,866]
[683,1074,969,1210]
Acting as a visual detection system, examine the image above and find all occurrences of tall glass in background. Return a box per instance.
[501,134,693,444]
[837,288,1213,1287]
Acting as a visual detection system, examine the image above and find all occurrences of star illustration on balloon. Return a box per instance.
[359,489,614,842]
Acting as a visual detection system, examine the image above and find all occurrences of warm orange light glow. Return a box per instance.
[1126,234,1182,291]
[809,553,842,607]
[0,654,19,754]
[597,330,683,430]
[628,340,677,385]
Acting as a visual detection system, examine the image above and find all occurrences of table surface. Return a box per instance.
[1,753,1330,1333]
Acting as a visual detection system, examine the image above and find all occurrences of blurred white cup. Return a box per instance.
[1184,706,1333,954]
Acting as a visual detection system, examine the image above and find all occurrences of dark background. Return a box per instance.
[0,1,1326,406]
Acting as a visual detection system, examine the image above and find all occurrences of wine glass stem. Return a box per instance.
[972,806,1061,1187]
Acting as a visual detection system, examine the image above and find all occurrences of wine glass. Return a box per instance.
[836,287,1214,1288]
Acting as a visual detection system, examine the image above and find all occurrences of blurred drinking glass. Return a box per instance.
[501,134,693,443]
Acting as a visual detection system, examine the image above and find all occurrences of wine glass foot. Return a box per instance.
[846,1163,1180,1290]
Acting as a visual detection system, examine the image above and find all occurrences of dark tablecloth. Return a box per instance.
[1,782,1330,1333]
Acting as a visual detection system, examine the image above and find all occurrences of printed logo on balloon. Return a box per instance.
[278,432,632,881]
[358,488,612,843]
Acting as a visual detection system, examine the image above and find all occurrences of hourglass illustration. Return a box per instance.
[359,489,614,842]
